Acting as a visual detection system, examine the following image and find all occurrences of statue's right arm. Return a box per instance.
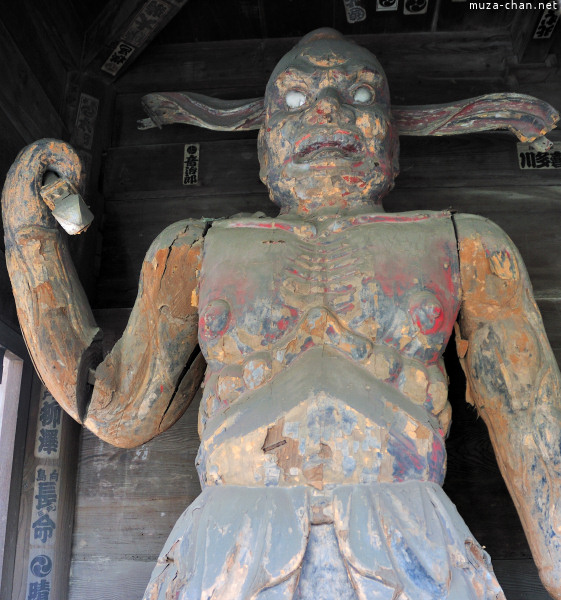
[2,140,206,448]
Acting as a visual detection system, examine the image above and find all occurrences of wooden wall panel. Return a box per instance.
[102,133,561,200]
[0,1,80,120]
[69,559,152,600]
[0,19,68,144]
[69,392,201,600]
[116,31,513,94]
[103,140,261,198]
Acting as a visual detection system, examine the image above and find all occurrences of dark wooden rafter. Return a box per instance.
[114,30,514,94]
[258,0,269,38]
[510,1,560,63]
[0,19,68,143]
[430,0,442,32]
[82,0,189,79]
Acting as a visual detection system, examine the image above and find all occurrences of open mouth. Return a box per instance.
[294,131,364,163]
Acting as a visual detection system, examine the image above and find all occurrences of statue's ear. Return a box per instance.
[393,93,559,151]
[138,92,265,131]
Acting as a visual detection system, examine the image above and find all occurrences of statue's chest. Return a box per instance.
[198,214,461,369]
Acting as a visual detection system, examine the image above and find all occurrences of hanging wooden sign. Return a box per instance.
[24,387,65,600]
[533,7,559,39]
[25,548,55,600]
[122,0,171,47]
[183,143,200,185]
[343,0,367,22]
[518,142,561,169]
[376,0,399,12]
[29,466,60,546]
[404,0,429,14]
[101,41,136,75]
[73,93,99,151]
[34,390,62,459]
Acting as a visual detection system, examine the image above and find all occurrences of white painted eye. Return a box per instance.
[353,86,373,104]
[285,90,307,109]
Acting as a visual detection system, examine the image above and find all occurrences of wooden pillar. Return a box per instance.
[6,378,80,600]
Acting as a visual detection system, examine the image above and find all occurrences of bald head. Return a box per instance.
[258,29,399,216]
[267,29,391,106]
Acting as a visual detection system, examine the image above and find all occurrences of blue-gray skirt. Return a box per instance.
[142,481,505,600]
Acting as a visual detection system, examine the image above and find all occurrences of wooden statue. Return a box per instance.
[3,28,561,599]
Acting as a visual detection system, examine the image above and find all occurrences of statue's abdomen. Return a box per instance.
[197,346,448,488]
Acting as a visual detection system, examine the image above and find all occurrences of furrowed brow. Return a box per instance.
[274,69,314,91]
[354,68,384,84]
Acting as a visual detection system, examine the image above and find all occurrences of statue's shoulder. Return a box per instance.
[208,212,308,237]
[206,212,271,230]
[453,212,516,252]
[453,212,524,290]
[145,218,208,262]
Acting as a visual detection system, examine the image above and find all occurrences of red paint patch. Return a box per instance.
[409,299,444,335]
[338,303,355,314]
[295,133,312,149]
[342,176,363,184]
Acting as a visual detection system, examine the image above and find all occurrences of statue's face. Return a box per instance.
[258,33,399,215]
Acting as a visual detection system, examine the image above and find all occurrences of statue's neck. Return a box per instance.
[278,198,385,218]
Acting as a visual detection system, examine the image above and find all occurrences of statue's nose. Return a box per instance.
[307,88,350,124]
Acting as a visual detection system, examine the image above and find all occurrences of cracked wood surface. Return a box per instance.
[456,214,561,598]
[86,219,206,447]
[2,140,100,423]
[2,139,205,447]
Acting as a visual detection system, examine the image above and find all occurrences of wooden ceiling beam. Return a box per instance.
[0,18,68,143]
[82,0,188,79]
[114,30,513,97]
[510,5,560,63]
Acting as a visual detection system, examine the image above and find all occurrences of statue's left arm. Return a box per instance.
[455,214,561,598]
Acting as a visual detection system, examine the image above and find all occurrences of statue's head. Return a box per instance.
[258,29,400,215]
[142,30,558,215]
